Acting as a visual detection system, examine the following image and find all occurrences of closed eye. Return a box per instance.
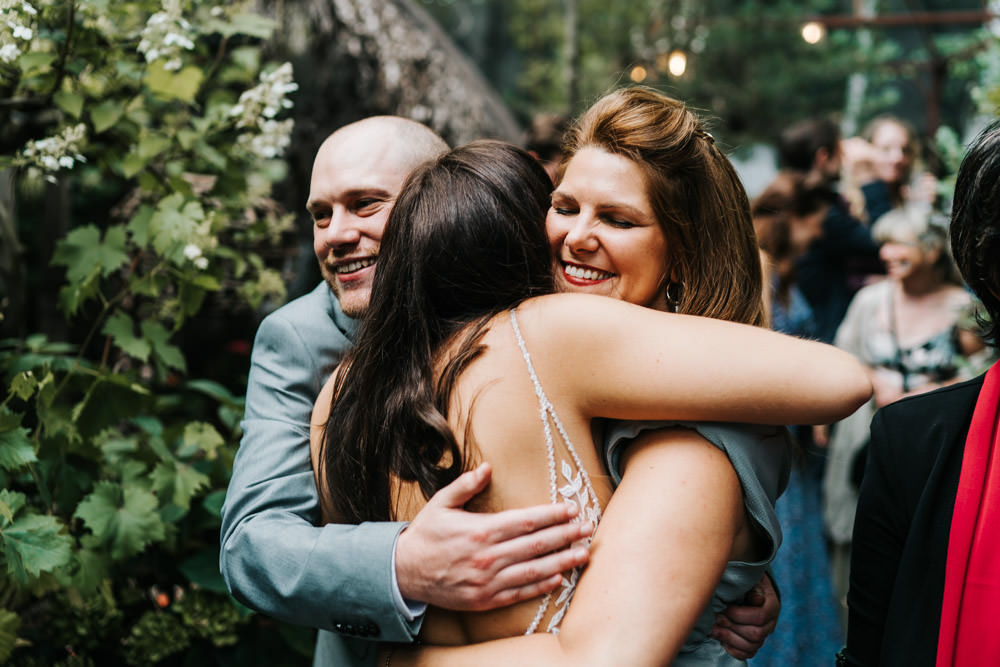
[603,216,637,229]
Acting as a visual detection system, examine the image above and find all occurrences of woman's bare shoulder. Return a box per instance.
[311,368,340,428]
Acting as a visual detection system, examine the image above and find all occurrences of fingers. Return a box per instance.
[711,616,770,660]
[478,502,581,544]
[742,583,766,607]
[485,519,593,575]
[471,543,591,611]
[427,462,492,509]
[716,600,769,626]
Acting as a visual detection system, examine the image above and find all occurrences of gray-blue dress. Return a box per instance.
[603,421,793,666]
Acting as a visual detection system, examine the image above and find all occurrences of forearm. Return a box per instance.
[222,509,414,638]
[220,418,417,638]
[390,634,575,667]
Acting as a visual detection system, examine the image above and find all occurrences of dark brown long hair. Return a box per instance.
[951,119,1000,347]
[561,87,767,326]
[321,140,555,522]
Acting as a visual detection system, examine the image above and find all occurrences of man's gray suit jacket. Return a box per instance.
[220,282,420,666]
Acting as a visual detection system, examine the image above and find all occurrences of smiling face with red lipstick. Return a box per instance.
[548,88,766,328]
[547,146,670,311]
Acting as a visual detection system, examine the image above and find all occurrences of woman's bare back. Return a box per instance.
[311,308,614,644]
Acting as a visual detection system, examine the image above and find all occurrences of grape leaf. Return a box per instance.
[151,460,209,510]
[0,426,35,471]
[178,421,224,459]
[140,320,187,372]
[145,62,204,103]
[102,311,152,362]
[0,608,20,664]
[51,224,129,284]
[91,99,125,133]
[148,193,204,259]
[74,481,165,559]
[9,371,38,400]
[0,513,73,584]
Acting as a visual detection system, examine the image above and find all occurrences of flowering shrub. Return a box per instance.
[0,1,309,664]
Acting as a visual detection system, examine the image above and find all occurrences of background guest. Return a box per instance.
[823,203,991,631]
[840,117,1000,667]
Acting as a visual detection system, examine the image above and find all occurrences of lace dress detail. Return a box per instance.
[509,309,602,635]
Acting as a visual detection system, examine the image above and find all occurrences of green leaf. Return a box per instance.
[178,422,224,459]
[140,320,187,372]
[137,134,171,160]
[101,311,151,362]
[51,224,129,283]
[90,99,125,133]
[0,608,20,664]
[53,91,84,119]
[58,272,101,317]
[148,193,204,258]
[0,500,13,525]
[0,407,21,431]
[0,426,36,471]
[151,460,209,510]
[145,62,204,103]
[0,490,26,521]
[179,547,228,593]
[128,205,155,248]
[120,152,146,179]
[0,513,74,584]
[18,51,57,75]
[188,273,221,291]
[8,370,38,400]
[63,546,109,595]
[74,481,165,559]
[201,490,226,517]
[194,140,227,170]
[99,432,139,458]
[211,13,277,39]
[185,379,240,405]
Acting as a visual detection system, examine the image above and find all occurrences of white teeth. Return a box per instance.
[564,264,613,281]
[336,258,376,274]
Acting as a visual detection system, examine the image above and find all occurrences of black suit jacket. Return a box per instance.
[844,374,985,666]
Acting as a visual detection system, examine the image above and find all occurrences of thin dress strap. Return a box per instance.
[509,308,602,634]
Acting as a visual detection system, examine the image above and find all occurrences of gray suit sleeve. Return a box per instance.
[219,304,418,642]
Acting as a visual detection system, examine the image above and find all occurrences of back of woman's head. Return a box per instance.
[370,139,554,341]
[324,140,554,523]
[951,119,1000,346]
[562,86,766,326]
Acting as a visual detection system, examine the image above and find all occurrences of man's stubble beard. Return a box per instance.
[321,264,369,319]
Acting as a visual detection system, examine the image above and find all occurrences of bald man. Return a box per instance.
[220,117,589,666]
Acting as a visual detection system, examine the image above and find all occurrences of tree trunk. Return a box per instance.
[257,0,526,299]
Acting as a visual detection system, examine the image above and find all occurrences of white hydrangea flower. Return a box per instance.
[182,243,202,261]
[137,0,195,72]
[230,62,298,129]
[1,0,36,51]
[0,42,18,62]
[20,124,88,181]
[237,118,294,160]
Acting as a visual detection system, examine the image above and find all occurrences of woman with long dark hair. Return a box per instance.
[310,134,870,664]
